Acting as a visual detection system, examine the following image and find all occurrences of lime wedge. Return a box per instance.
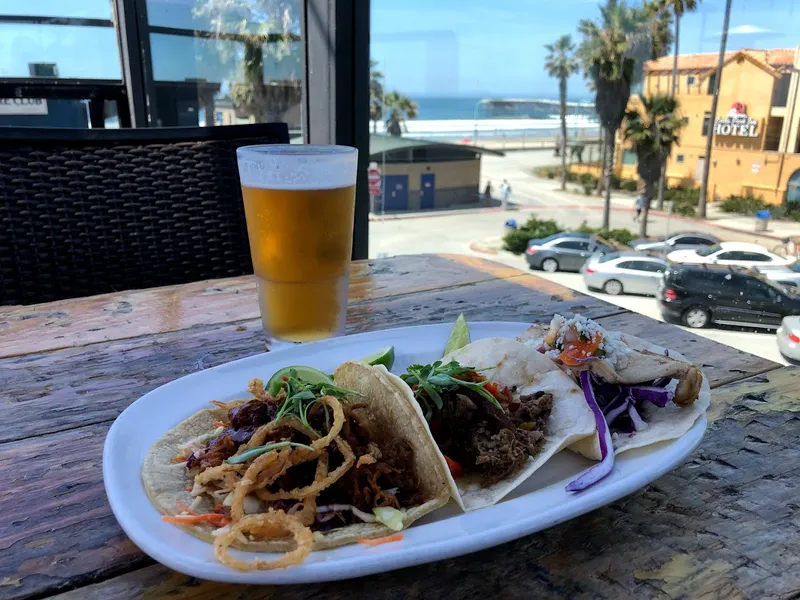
[443,313,470,356]
[266,366,333,397]
[359,346,395,370]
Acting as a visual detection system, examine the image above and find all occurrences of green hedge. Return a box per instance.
[574,221,637,245]
[502,217,636,255]
[664,186,700,217]
[532,166,638,193]
[718,194,768,215]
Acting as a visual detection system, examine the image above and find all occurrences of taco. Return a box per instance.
[518,314,710,464]
[142,361,450,571]
[379,338,596,511]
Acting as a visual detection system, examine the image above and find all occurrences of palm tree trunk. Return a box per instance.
[671,16,680,97]
[639,186,652,238]
[658,15,681,210]
[559,77,568,191]
[699,0,732,218]
[372,120,377,134]
[656,162,667,209]
[596,130,607,193]
[603,126,614,229]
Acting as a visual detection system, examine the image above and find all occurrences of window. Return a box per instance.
[680,236,713,246]
[740,252,772,262]
[556,240,590,250]
[707,71,716,95]
[598,252,621,263]
[616,261,639,270]
[638,261,667,273]
[717,252,744,261]
[676,154,685,164]
[687,75,695,86]
[744,277,777,299]
[623,149,637,165]
[702,112,711,136]
[145,0,304,130]
[697,244,722,257]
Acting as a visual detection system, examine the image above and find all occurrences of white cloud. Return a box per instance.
[727,25,775,35]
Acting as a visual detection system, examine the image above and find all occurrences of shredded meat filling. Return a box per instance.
[429,386,553,484]
[188,397,422,532]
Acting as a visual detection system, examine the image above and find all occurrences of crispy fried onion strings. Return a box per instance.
[183,396,362,572]
[213,510,313,571]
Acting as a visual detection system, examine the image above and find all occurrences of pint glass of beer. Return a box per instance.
[236,145,358,342]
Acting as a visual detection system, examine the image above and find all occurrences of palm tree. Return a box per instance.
[653,0,699,209]
[370,60,385,134]
[544,35,580,190]
[699,0,732,218]
[578,2,640,229]
[384,91,418,137]
[623,95,688,236]
[659,0,700,96]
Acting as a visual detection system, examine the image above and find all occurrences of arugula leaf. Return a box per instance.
[401,360,505,420]
[271,372,361,433]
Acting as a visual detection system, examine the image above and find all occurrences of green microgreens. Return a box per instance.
[270,369,360,433]
[400,360,503,420]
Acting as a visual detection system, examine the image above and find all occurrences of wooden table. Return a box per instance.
[2,254,798,600]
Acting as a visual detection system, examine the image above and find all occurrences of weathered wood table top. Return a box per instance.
[1,254,798,600]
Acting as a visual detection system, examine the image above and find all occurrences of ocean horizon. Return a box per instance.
[412,96,595,121]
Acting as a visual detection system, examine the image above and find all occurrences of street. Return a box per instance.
[369,149,789,365]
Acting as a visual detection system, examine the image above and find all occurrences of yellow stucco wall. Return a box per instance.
[615,54,800,205]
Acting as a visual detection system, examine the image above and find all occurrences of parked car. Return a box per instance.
[667,241,792,268]
[777,316,800,361]
[753,262,800,288]
[526,234,615,272]
[658,263,800,329]
[630,232,719,255]
[582,251,668,296]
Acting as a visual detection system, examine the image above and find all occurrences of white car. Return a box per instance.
[667,242,792,268]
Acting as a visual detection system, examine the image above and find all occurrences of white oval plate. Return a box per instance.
[103,322,707,584]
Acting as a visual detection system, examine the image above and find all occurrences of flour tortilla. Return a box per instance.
[142,361,450,552]
[380,338,596,511]
[517,324,711,460]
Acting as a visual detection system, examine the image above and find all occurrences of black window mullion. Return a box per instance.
[115,0,156,127]
[305,0,370,260]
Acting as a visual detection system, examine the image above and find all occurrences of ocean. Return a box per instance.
[377,96,600,141]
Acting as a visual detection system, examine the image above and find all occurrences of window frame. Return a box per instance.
[0,1,371,259]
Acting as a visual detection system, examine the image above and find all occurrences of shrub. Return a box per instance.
[619,179,638,192]
[545,168,556,179]
[502,217,564,254]
[719,194,768,215]
[574,221,636,246]
[664,186,700,217]
[608,173,621,190]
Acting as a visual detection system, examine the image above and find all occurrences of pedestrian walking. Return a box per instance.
[482,181,493,206]
[634,193,644,222]
[500,179,512,210]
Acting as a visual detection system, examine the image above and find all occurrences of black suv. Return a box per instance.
[658,263,800,329]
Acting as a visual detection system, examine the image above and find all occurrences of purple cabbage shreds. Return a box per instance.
[627,403,649,431]
[605,396,631,426]
[566,371,615,492]
[627,386,674,408]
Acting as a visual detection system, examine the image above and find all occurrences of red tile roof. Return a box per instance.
[645,48,795,73]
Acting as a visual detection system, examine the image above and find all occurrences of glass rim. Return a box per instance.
[237,144,357,158]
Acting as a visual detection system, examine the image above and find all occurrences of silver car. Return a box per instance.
[582,251,668,296]
[630,231,719,255]
[754,262,800,289]
[777,316,800,361]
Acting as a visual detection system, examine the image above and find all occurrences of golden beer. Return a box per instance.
[237,145,358,342]
[242,185,355,341]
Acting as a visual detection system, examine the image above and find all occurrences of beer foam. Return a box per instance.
[237,145,358,190]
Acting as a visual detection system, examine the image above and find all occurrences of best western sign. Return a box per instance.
[714,102,758,138]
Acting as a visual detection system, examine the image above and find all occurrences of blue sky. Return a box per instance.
[372,0,800,99]
[2,0,798,100]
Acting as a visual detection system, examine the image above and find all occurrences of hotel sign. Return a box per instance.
[714,102,758,138]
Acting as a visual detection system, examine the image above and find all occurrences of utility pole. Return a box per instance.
[698,0,733,219]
